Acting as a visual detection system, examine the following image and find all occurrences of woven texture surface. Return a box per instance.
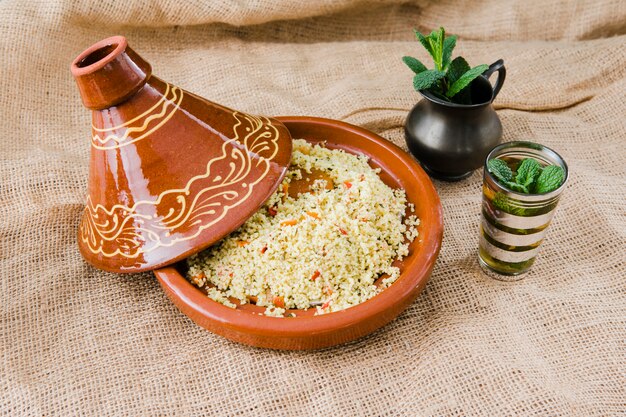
[1,0,625,415]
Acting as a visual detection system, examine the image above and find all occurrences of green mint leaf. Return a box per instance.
[442,35,457,69]
[515,158,542,188]
[446,64,489,98]
[402,56,428,74]
[426,27,444,71]
[436,27,445,70]
[487,158,513,183]
[493,192,527,216]
[447,56,470,85]
[437,28,445,70]
[534,165,565,193]
[414,30,435,63]
[505,181,529,194]
[413,70,446,91]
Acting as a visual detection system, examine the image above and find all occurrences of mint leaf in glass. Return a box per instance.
[515,158,542,188]
[505,181,529,194]
[487,158,513,183]
[534,165,565,194]
[493,192,526,216]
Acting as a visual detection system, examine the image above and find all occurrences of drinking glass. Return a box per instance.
[478,141,568,280]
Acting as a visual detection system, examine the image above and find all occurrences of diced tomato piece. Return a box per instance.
[273,296,285,308]
[339,228,348,235]
[260,246,268,254]
[268,206,277,216]
[344,181,352,189]
[311,270,321,281]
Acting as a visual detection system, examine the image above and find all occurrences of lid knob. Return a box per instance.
[71,36,152,110]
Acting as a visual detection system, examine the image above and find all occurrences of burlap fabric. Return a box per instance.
[1,0,625,415]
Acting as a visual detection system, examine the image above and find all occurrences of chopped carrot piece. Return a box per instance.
[237,240,249,247]
[334,223,348,235]
[311,270,321,281]
[260,246,268,254]
[323,286,333,296]
[344,181,352,189]
[306,211,319,219]
[280,219,298,226]
[280,183,290,203]
[273,296,285,308]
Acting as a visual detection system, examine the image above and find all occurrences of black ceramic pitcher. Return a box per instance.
[405,59,506,181]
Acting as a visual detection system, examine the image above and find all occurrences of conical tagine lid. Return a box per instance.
[71,36,292,273]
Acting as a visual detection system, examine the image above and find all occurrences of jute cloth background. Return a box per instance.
[1,0,625,415]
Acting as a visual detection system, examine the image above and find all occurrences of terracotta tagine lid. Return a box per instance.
[71,36,292,273]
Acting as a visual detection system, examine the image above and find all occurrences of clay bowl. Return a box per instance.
[154,117,443,350]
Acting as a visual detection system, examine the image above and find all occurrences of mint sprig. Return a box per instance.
[402,26,489,104]
[488,157,565,194]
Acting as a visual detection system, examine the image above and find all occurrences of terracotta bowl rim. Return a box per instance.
[154,116,443,337]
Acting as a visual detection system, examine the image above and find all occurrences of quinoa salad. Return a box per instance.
[187,139,420,317]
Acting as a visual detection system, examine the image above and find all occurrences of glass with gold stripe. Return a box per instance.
[478,141,568,280]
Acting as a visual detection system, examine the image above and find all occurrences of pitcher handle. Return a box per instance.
[483,59,506,102]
